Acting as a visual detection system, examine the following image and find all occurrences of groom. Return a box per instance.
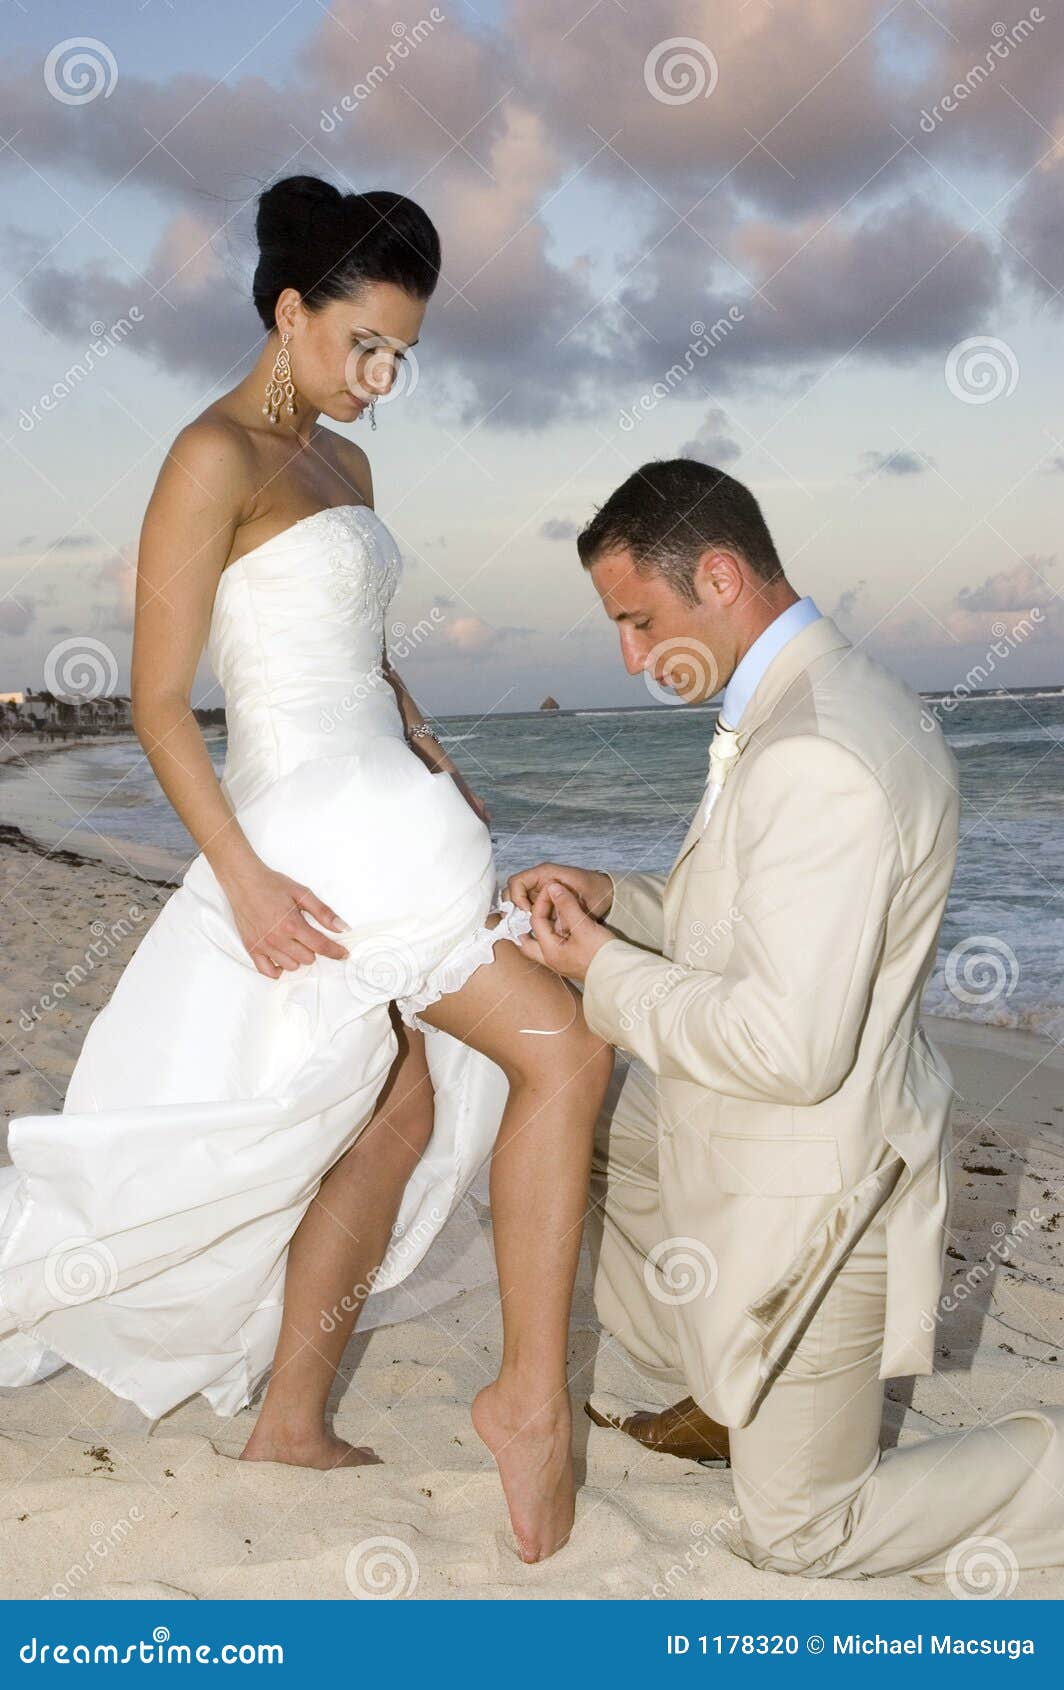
[510,458,1064,1578]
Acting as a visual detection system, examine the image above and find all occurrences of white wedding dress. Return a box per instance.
[0,503,531,1420]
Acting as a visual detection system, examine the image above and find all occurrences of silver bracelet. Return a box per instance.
[407,722,439,742]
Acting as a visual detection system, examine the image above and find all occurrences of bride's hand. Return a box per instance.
[219,862,351,980]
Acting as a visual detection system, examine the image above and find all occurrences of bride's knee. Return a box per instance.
[352,1071,435,1169]
[506,1009,614,1094]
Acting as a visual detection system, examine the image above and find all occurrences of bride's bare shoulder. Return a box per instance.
[165,410,257,485]
[150,411,256,518]
[143,411,257,561]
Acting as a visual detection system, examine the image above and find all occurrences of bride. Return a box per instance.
[0,174,613,1563]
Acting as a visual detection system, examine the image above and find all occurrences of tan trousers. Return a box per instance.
[589,1056,1064,1580]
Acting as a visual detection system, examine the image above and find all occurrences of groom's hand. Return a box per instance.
[524,880,615,984]
[506,861,613,920]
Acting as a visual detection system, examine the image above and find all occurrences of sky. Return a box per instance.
[1,0,1062,714]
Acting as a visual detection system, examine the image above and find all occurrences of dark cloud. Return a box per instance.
[858,448,936,478]
[1005,157,1064,307]
[678,406,741,465]
[0,599,36,636]
[956,554,1057,613]
[0,0,1053,432]
[832,581,868,623]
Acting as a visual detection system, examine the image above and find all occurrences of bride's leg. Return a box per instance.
[417,928,614,1563]
[241,1005,435,1470]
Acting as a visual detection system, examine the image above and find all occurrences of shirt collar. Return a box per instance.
[719,596,822,729]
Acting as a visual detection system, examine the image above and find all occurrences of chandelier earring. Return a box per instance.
[262,330,297,426]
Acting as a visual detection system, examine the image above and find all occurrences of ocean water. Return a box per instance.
[3,690,1062,1042]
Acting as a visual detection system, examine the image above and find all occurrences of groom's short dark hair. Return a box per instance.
[576,459,783,603]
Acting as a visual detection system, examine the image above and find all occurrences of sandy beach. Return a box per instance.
[1,822,1062,1601]
[0,733,209,884]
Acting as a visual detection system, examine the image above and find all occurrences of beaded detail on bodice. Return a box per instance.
[314,506,402,628]
[205,504,407,808]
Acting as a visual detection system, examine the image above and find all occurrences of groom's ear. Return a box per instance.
[694,547,744,607]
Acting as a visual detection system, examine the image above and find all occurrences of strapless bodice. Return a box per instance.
[206,504,406,809]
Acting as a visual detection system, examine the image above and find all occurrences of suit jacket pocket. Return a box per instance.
[708,1132,843,1197]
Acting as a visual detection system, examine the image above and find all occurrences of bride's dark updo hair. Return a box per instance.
[252,174,441,332]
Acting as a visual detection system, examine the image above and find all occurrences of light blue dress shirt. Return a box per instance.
[719,596,822,729]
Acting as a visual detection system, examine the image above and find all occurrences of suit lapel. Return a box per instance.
[664,616,853,894]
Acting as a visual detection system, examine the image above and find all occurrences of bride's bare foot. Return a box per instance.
[472,1379,574,1563]
[239,1423,381,1471]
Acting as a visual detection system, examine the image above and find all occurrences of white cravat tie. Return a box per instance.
[696,717,742,829]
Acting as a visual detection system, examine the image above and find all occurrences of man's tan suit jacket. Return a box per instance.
[582,615,961,1427]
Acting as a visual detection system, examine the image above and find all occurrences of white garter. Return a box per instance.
[394,894,533,1033]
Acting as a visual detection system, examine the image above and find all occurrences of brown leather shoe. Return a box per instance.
[585,1395,730,1465]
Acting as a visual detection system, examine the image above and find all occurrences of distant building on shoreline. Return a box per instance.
[1,689,225,743]
[0,687,134,741]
